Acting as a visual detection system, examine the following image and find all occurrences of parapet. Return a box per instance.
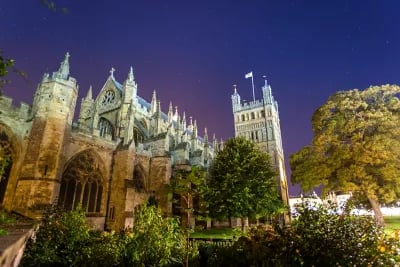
[0,95,31,120]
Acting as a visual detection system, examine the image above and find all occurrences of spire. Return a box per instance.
[189,116,193,131]
[168,102,173,123]
[213,133,217,149]
[182,112,187,131]
[57,52,70,79]
[173,106,178,121]
[204,128,209,147]
[192,120,198,138]
[233,84,238,95]
[85,85,93,100]
[128,66,134,82]
[156,100,161,114]
[151,90,157,114]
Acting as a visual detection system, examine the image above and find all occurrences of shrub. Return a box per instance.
[21,206,91,266]
[207,203,400,266]
[82,230,128,267]
[124,204,196,266]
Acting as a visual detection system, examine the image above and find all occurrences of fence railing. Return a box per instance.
[189,237,234,247]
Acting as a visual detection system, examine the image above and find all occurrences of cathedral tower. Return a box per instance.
[14,52,78,213]
[231,77,289,208]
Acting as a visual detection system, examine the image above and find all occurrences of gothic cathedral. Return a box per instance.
[0,53,218,230]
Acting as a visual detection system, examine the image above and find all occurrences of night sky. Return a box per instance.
[1,1,399,195]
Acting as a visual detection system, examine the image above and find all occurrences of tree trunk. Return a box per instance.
[367,196,384,227]
[229,217,232,228]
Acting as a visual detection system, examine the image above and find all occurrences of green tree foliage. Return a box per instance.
[169,166,206,228]
[205,137,283,223]
[125,204,193,266]
[0,51,14,92]
[21,206,91,266]
[290,85,400,225]
[40,0,69,14]
[22,206,127,266]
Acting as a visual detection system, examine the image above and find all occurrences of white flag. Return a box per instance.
[245,71,253,79]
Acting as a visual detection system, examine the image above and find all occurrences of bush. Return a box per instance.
[82,230,128,267]
[21,206,91,266]
[206,203,400,266]
[124,204,197,266]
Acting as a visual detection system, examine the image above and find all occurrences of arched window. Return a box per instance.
[58,152,103,213]
[98,118,114,139]
[133,165,146,193]
[133,127,145,145]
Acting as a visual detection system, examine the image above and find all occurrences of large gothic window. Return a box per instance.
[99,117,114,139]
[133,165,146,193]
[133,127,144,145]
[58,151,104,213]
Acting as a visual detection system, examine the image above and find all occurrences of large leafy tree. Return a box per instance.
[290,85,400,226]
[169,165,206,229]
[205,137,282,225]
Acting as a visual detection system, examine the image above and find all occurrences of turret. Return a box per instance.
[231,84,241,112]
[15,52,79,213]
[32,52,78,123]
[262,77,273,105]
[150,100,163,136]
[78,85,94,126]
[122,66,137,104]
[120,67,138,135]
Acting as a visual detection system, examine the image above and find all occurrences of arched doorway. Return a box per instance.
[58,150,104,213]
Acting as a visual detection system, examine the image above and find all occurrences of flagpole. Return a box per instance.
[251,73,255,102]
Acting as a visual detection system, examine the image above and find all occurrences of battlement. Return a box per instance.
[236,99,264,112]
[0,95,31,120]
[41,72,77,88]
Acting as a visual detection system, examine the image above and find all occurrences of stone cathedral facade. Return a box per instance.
[231,80,290,207]
[0,53,218,230]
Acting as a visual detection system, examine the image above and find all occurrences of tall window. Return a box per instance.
[59,152,103,213]
[99,118,114,139]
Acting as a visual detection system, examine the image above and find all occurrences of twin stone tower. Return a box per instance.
[0,53,288,230]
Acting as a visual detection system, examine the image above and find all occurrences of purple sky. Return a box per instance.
[1,1,399,195]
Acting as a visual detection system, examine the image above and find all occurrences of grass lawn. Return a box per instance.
[191,217,400,238]
[384,216,400,233]
[190,227,236,239]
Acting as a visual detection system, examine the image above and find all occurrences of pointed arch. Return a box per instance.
[133,164,147,193]
[0,124,21,205]
[98,117,114,139]
[59,149,106,213]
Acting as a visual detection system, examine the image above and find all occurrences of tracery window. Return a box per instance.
[101,90,115,106]
[99,118,114,138]
[58,152,103,213]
